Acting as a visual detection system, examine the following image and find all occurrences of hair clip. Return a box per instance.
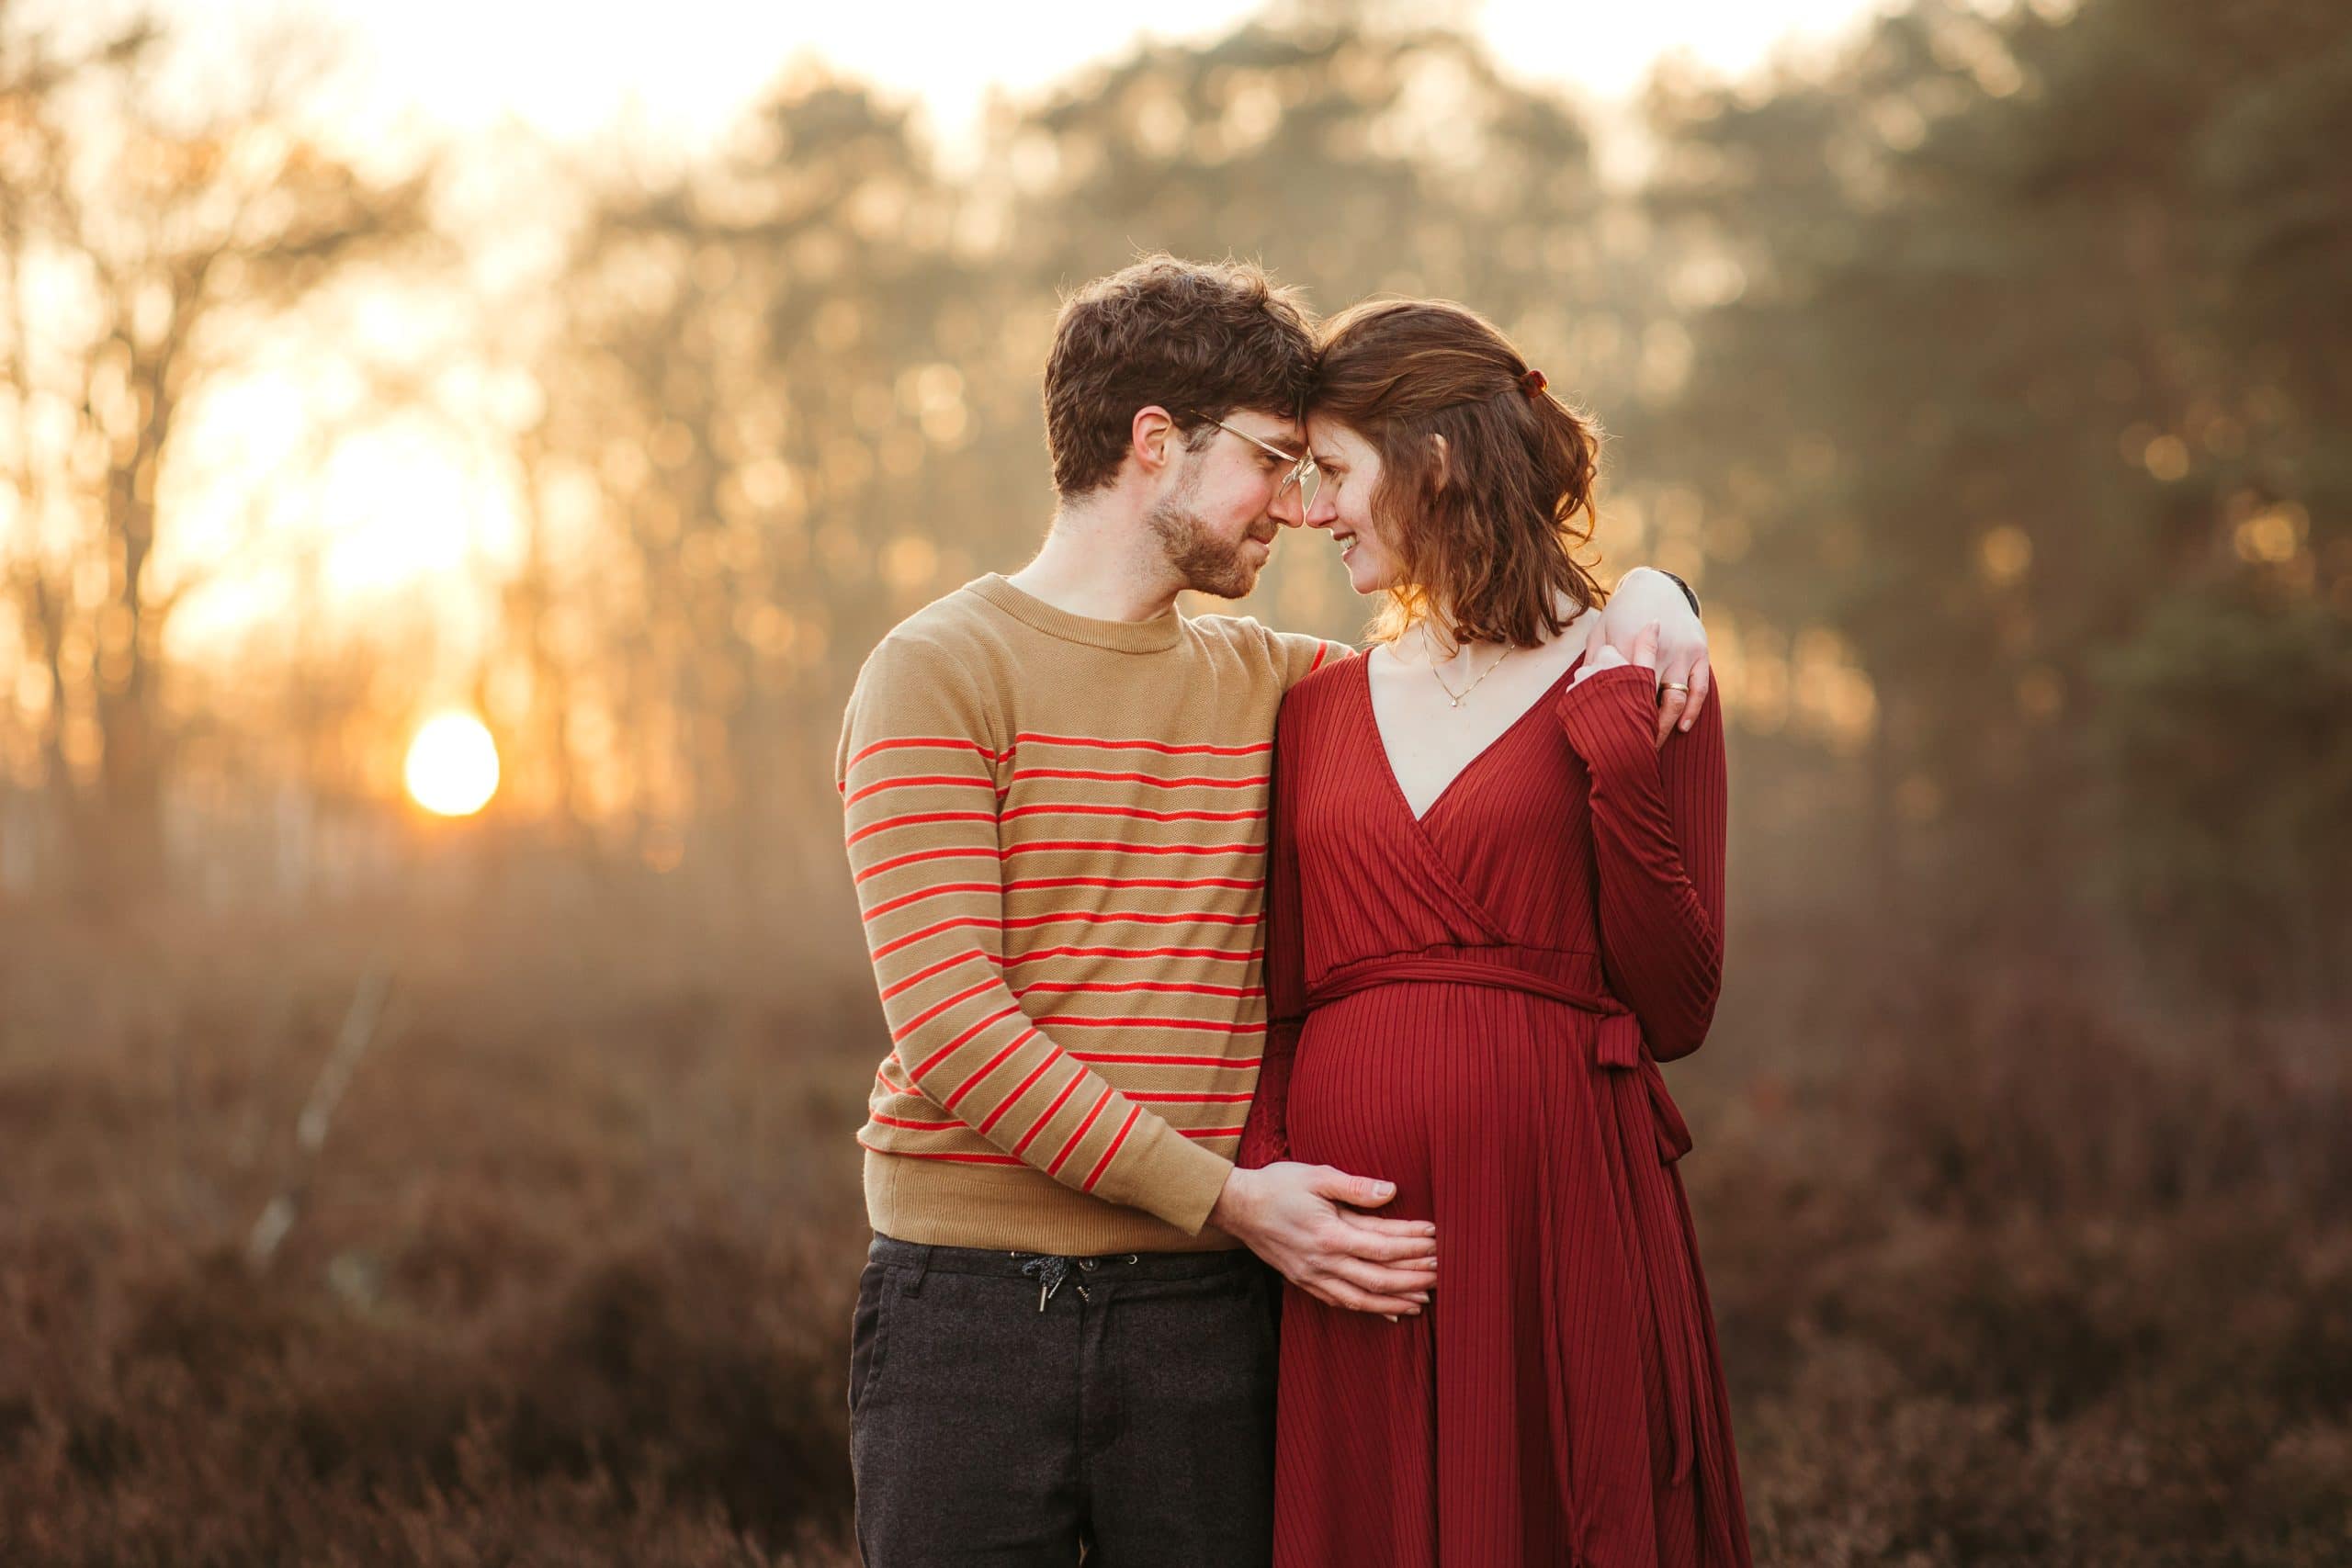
[1520,367,1548,398]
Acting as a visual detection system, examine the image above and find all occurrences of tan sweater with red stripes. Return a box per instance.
[837,573,1345,1254]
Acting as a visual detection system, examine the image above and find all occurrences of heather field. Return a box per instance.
[6,894,2345,1566]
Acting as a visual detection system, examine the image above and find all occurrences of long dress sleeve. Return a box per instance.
[1236,703,1307,1168]
[1553,663,1728,1062]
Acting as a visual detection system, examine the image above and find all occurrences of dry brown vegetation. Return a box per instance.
[5,892,2346,1565]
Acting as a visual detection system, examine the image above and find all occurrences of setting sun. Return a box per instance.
[404,713,501,817]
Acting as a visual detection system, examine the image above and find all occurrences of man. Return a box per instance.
[835,254,1710,1565]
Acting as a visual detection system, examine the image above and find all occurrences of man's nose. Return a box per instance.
[1269,484,1306,529]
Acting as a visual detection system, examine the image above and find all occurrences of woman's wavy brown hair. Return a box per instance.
[1308,298,1607,649]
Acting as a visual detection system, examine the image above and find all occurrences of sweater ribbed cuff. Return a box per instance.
[1090,1113,1235,1236]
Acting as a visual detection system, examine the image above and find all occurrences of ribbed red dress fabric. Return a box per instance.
[1236,653,1751,1568]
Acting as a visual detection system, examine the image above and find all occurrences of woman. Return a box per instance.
[1236,299,1751,1566]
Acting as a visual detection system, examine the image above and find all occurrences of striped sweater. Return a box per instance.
[836,573,1347,1254]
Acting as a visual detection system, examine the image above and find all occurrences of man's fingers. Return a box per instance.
[1633,619,1661,670]
[1310,1167,1396,1208]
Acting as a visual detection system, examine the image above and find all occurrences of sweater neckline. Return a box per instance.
[967,574,1185,653]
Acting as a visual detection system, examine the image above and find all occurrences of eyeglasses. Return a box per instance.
[1193,413,1319,507]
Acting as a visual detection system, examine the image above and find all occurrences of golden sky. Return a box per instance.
[262,0,1891,156]
[145,0,1891,690]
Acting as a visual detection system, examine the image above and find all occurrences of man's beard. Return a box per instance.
[1145,471,1269,600]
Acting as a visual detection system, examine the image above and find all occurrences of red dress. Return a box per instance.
[1237,653,1751,1568]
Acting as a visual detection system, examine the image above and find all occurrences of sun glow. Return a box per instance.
[404,713,501,817]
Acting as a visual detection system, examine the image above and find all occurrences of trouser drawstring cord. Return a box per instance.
[1018,1252,1142,1312]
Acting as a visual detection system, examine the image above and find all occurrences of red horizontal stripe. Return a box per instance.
[845,773,999,807]
[857,1137,1022,1167]
[1011,768,1269,790]
[1015,979,1264,999]
[1082,1104,1145,1190]
[871,1111,964,1131]
[1182,1125,1247,1140]
[1001,803,1267,825]
[1071,1051,1262,1068]
[856,843,997,883]
[891,977,1001,1041]
[1014,1069,1089,1156]
[878,948,1000,1002]
[863,881,999,921]
[908,1003,1023,1077]
[1037,1015,1268,1034]
[1004,874,1260,893]
[873,915,998,959]
[1013,732,1272,758]
[1128,1090,1256,1104]
[1004,839,1265,858]
[978,1050,1069,1134]
[943,1030,1041,1110]
[848,809,995,846]
[1047,1087,1116,1177]
[846,736,1009,771]
[1001,909,1261,931]
[1005,944,1262,966]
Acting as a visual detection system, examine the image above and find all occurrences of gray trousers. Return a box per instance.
[849,1233,1277,1566]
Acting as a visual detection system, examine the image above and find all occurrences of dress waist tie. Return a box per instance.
[1305,955,1692,1164]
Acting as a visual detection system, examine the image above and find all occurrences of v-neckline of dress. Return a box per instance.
[1361,645,1586,829]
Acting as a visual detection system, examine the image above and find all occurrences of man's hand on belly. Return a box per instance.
[1210,1163,1438,1317]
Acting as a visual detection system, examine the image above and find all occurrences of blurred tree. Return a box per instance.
[500,18,1663,939]
[2090,588,2352,1007]
[0,6,435,908]
[509,73,980,937]
[1637,0,2351,999]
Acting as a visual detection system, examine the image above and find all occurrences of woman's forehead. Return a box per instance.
[1304,413,1373,460]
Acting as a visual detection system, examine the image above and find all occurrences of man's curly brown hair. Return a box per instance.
[1044,255,1318,499]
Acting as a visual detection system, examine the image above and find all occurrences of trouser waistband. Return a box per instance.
[866,1232,1258,1284]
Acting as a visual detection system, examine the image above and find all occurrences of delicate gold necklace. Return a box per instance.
[1421,624,1515,708]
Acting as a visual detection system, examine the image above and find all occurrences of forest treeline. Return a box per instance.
[2,0,2344,1005]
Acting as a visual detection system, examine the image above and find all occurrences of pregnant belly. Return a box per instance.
[1283,986,1599,1213]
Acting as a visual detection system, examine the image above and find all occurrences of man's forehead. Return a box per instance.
[1226,409,1305,446]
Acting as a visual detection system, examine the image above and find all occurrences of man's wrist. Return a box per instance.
[1209,1163,1258,1236]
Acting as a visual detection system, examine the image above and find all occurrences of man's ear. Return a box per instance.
[1132,406,1178,478]
[1431,432,1451,491]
